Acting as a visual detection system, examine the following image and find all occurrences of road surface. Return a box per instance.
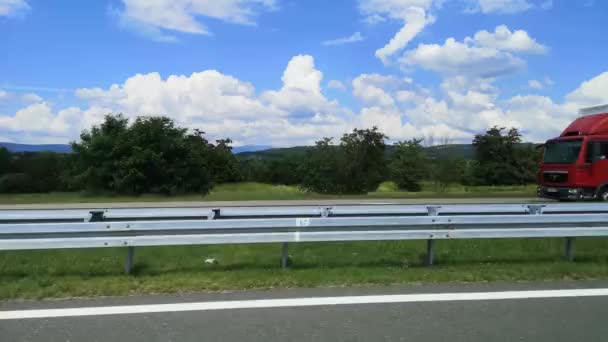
[0,197,547,209]
[1,281,605,341]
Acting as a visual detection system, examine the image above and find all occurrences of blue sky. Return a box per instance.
[1,0,607,146]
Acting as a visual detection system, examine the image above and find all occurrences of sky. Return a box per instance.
[0,0,607,146]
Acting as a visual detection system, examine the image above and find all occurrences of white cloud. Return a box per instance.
[322,32,364,46]
[359,0,546,64]
[0,55,353,146]
[327,80,346,90]
[0,103,63,134]
[359,0,436,64]
[401,26,545,79]
[565,71,608,109]
[362,13,386,25]
[469,25,547,54]
[118,0,276,39]
[21,93,42,102]
[525,78,552,90]
[78,70,281,122]
[527,79,543,90]
[261,55,343,116]
[396,90,425,104]
[404,70,608,142]
[464,0,533,14]
[0,0,29,17]
[352,73,404,107]
[401,37,525,78]
[0,91,47,104]
[0,90,9,102]
[2,46,606,147]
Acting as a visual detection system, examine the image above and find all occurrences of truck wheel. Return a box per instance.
[598,187,608,201]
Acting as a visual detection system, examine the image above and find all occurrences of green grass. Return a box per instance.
[0,182,537,204]
[1,238,608,300]
[0,181,552,300]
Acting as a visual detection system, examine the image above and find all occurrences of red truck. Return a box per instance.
[538,104,608,201]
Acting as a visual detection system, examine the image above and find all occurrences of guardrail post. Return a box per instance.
[425,206,441,266]
[88,210,105,222]
[526,204,545,215]
[281,242,289,269]
[211,209,220,220]
[565,237,575,262]
[125,246,135,274]
[90,210,136,274]
[320,206,332,218]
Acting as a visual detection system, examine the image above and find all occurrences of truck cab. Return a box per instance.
[538,105,608,201]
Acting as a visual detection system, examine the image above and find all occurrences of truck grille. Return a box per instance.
[543,172,568,183]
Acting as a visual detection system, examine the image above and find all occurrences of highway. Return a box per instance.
[2,281,606,341]
[0,197,547,209]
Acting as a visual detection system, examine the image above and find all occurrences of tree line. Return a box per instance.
[0,114,539,194]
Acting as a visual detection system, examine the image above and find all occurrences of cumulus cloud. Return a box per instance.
[0,0,29,17]
[77,70,282,122]
[327,80,346,90]
[528,79,544,90]
[401,37,525,78]
[359,0,546,64]
[261,55,343,117]
[0,102,71,134]
[0,90,9,102]
[526,78,552,90]
[0,55,353,146]
[322,32,364,46]
[359,0,436,64]
[469,25,547,54]
[352,74,404,107]
[464,0,533,14]
[400,25,546,80]
[2,50,606,146]
[117,0,276,40]
[565,71,608,109]
[21,93,42,102]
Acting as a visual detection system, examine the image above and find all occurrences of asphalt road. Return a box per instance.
[0,197,547,209]
[2,281,606,342]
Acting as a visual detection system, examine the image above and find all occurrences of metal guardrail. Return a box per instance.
[1,203,608,272]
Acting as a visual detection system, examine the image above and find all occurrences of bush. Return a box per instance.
[389,139,426,192]
[70,115,238,195]
[0,173,34,193]
[300,128,388,194]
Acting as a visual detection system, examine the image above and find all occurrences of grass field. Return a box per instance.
[0,182,537,204]
[1,238,608,300]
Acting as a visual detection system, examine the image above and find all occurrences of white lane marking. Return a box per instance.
[1,288,607,320]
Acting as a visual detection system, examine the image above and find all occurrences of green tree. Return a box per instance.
[0,147,10,176]
[300,127,388,194]
[471,126,535,185]
[389,139,427,192]
[299,138,343,193]
[207,138,241,183]
[340,127,388,193]
[425,141,467,192]
[71,114,213,195]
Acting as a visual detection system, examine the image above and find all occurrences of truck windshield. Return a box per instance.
[543,139,582,164]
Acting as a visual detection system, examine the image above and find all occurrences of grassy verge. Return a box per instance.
[2,238,607,300]
[0,182,537,204]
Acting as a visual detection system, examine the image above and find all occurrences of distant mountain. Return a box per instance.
[232,145,272,154]
[0,142,72,153]
[236,144,477,161]
[236,146,311,160]
[0,142,270,154]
